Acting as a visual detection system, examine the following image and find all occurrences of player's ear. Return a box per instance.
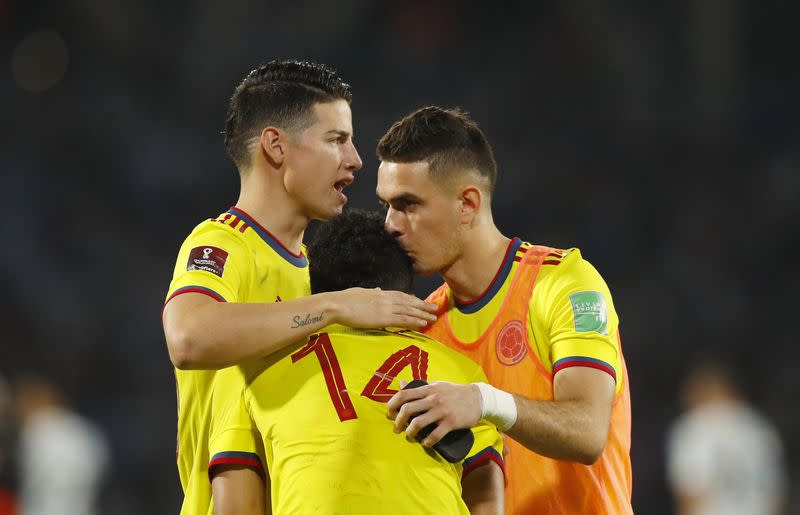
[260,126,285,167]
[458,185,482,226]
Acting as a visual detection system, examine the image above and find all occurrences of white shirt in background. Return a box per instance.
[19,408,110,515]
[667,401,786,515]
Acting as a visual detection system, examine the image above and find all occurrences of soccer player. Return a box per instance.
[377,107,633,513]
[210,209,505,515]
[667,358,786,515]
[161,61,437,515]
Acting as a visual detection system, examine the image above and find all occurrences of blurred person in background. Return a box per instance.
[14,375,109,515]
[161,60,437,514]
[666,357,787,515]
[0,375,18,515]
[379,106,632,514]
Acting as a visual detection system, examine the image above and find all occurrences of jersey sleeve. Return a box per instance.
[165,224,253,305]
[462,366,504,478]
[530,250,621,387]
[207,366,265,481]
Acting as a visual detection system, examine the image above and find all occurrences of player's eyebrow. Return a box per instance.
[325,129,352,139]
[376,191,423,205]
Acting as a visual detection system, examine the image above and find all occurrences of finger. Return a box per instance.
[390,315,430,330]
[399,379,408,388]
[394,398,434,434]
[399,294,439,314]
[421,424,450,447]
[405,409,441,440]
[394,304,437,322]
[405,306,437,322]
[387,388,425,418]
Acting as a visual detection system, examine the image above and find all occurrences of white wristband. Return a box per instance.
[474,382,517,431]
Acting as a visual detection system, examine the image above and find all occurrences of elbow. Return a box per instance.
[575,446,604,466]
[166,330,201,370]
[575,432,608,465]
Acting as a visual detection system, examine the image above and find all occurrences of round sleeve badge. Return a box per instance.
[496,320,528,366]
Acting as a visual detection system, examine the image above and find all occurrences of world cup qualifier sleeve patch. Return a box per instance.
[568,291,608,335]
[187,246,229,277]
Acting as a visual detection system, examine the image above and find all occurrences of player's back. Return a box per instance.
[244,325,502,515]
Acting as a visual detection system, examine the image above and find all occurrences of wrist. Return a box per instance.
[474,382,517,431]
[318,291,342,324]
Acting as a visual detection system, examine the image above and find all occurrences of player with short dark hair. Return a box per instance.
[376,106,497,192]
[223,60,353,169]
[210,209,505,514]
[377,106,633,514]
[162,60,437,515]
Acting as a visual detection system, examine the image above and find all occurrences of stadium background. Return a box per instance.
[1,0,797,513]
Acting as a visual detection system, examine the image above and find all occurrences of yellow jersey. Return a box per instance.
[210,325,505,515]
[441,238,622,393]
[165,206,310,515]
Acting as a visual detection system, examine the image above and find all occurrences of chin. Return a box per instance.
[411,262,438,276]
[313,205,343,222]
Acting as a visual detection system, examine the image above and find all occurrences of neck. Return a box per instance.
[441,223,511,302]
[235,168,308,254]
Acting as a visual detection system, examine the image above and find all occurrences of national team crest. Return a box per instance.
[496,320,527,366]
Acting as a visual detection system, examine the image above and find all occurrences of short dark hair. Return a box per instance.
[224,59,352,169]
[376,106,497,192]
[308,209,413,294]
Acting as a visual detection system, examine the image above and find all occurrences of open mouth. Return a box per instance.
[334,176,353,197]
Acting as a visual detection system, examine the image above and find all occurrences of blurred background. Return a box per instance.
[1,0,797,513]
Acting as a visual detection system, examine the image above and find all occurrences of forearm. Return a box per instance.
[165,292,339,369]
[505,395,609,464]
[212,466,266,515]
[461,462,504,515]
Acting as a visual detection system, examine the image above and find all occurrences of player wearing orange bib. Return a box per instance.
[378,107,633,514]
[161,61,437,514]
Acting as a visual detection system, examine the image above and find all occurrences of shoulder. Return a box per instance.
[534,247,609,290]
[180,215,253,254]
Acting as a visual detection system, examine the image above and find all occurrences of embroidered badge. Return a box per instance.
[569,291,608,335]
[187,246,228,277]
[496,320,527,366]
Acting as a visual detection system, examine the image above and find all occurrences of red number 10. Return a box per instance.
[291,333,429,422]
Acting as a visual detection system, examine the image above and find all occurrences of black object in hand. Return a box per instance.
[402,379,475,463]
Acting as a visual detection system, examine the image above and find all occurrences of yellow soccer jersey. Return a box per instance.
[209,325,504,515]
[445,238,623,394]
[164,206,310,515]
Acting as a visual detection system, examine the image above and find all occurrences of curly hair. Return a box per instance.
[223,59,352,169]
[308,209,413,294]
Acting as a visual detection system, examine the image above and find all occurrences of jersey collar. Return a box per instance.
[453,237,522,314]
[228,207,308,268]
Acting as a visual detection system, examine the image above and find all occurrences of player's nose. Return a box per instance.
[384,208,403,236]
[344,142,363,172]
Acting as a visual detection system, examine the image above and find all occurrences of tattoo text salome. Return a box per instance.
[291,312,324,328]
